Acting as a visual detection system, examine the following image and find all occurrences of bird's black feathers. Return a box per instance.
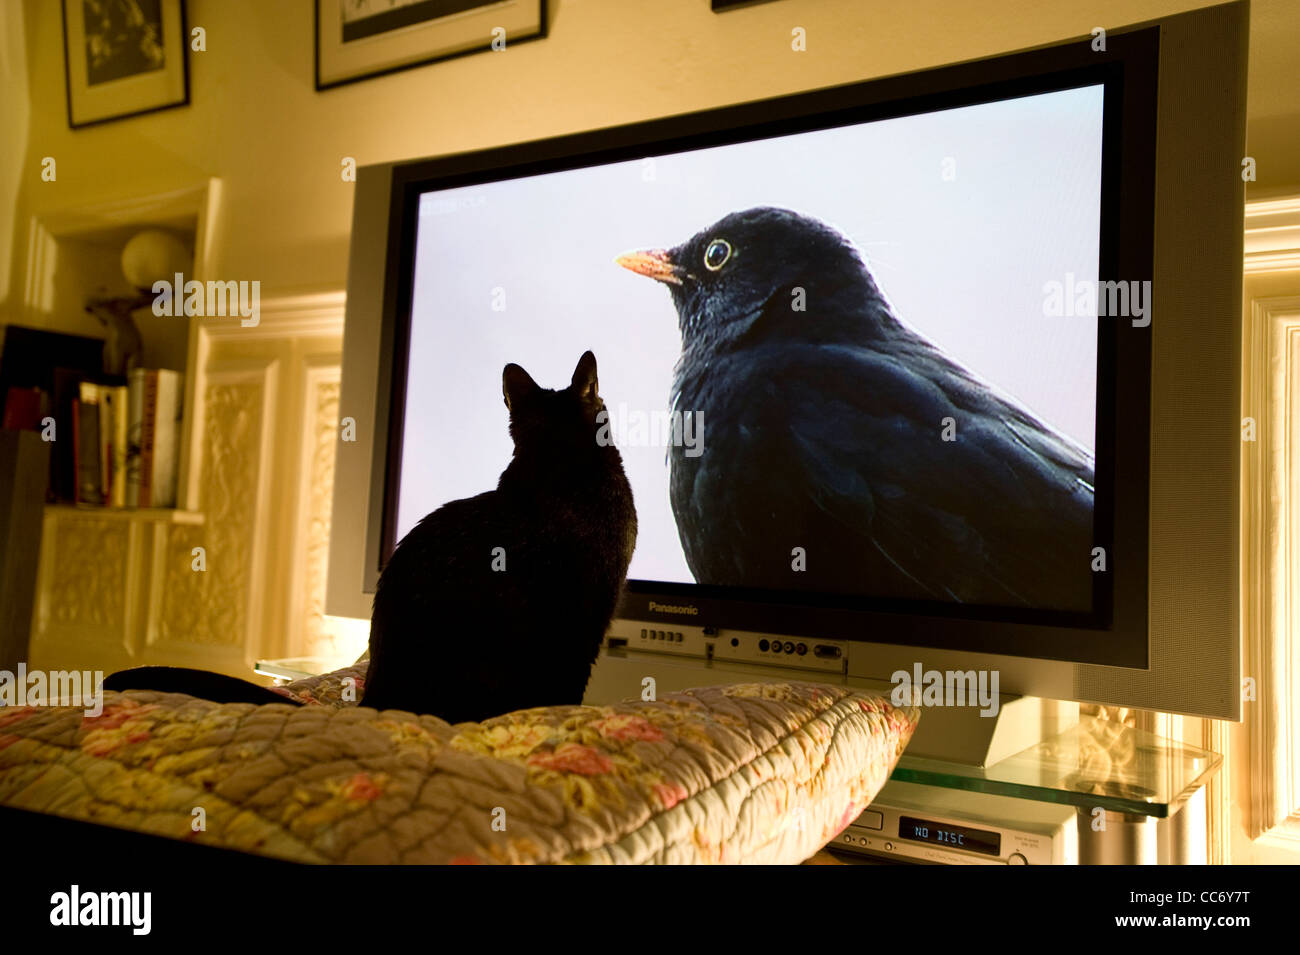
[623,206,1094,609]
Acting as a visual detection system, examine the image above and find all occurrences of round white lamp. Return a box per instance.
[86,229,192,375]
[121,229,191,290]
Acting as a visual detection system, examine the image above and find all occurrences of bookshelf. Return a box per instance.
[20,179,222,516]
[20,181,223,676]
[24,280,347,684]
[16,177,349,691]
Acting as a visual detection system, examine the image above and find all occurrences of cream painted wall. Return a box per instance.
[3,0,1298,330]
[0,0,29,316]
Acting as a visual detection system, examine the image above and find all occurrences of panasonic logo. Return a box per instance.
[648,601,699,616]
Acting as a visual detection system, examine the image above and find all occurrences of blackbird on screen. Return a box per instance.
[616,206,1095,609]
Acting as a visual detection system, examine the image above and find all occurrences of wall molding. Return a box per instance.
[22,179,224,316]
[1245,197,1300,274]
[197,290,346,342]
[1242,292,1300,848]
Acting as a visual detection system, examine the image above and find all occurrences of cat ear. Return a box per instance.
[571,351,599,402]
[502,363,538,411]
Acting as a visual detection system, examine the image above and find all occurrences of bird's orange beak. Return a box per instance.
[615,249,683,286]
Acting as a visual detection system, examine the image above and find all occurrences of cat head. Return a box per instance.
[502,351,608,454]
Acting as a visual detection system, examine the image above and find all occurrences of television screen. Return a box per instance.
[391,80,1110,619]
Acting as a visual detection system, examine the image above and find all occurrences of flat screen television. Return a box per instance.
[328,2,1246,721]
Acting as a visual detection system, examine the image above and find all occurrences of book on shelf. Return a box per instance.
[69,370,183,510]
[0,386,42,430]
[99,384,128,507]
[126,368,183,509]
[126,372,145,507]
[73,387,102,506]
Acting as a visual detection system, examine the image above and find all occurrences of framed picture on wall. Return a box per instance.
[315,0,547,90]
[61,0,190,130]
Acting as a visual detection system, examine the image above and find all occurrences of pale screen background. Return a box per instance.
[398,84,1105,585]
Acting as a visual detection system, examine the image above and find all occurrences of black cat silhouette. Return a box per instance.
[362,351,637,722]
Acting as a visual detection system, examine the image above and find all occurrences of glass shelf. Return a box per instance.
[252,657,336,682]
[891,716,1221,818]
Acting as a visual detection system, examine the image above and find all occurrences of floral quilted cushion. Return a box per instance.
[0,677,917,864]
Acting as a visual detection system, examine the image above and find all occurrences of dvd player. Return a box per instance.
[832,780,1079,865]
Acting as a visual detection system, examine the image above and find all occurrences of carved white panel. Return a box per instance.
[156,359,279,657]
[27,507,203,673]
[288,358,342,658]
[44,517,129,628]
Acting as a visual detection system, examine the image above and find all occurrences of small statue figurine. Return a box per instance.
[85,291,154,376]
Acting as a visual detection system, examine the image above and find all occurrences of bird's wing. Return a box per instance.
[891,335,1095,485]
[760,342,1095,607]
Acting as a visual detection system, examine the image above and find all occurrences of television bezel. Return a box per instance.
[371,26,1158,670]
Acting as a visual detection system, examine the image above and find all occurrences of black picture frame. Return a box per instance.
[314,0,548,92]
[712,0,784,10]
[61,0,190,131]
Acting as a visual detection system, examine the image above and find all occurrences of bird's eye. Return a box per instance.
[703,238,732,271]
